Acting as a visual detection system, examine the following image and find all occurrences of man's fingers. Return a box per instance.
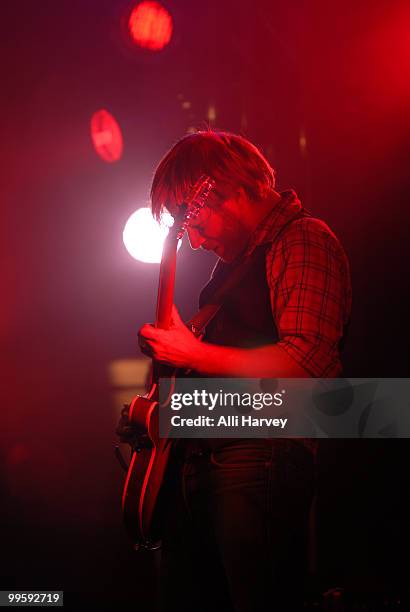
[138,337,154,357]
[138,324,156,356]
[138,335,149,351]
[138,323,156,339]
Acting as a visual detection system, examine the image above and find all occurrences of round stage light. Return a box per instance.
[90,109,123,163]
[123,207,180,264]
[128,1,173,51]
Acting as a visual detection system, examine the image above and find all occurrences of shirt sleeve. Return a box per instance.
[266,218,352,377]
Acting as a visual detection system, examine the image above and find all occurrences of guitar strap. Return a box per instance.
[185,255,253,336]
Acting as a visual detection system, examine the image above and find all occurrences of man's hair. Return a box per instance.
[150,130,276,221]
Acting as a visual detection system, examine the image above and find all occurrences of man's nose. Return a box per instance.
[187,226,205,250]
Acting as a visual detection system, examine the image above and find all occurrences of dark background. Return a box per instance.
[1,0,409,608]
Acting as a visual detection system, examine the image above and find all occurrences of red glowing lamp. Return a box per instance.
[90,109,123,163]
[128,1,173,51]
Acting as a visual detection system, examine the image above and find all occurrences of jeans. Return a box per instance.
[159,439,316,612]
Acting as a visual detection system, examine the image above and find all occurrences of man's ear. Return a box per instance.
[234,187,248,207]
[235,187,246,200]
[222,187,248,218]
[237,187,256,216]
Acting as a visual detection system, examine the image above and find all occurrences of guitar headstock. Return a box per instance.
[170,175,216,241]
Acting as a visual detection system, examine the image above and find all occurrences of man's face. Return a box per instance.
[184,195,250,263]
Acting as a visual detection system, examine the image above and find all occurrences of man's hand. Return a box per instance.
[138,305,311,377]
[138,305,202,369]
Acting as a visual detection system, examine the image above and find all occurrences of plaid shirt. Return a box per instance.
[245,190,352,377]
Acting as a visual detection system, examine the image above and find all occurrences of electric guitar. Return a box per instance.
[117,176,215,549]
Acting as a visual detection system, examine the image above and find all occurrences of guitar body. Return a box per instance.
[121,394,172,547]
[117,176,215,548]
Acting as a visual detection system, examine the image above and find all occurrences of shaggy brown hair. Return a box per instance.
[150,130,276,221]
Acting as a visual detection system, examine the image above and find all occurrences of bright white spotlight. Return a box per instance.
[123,207,180,264]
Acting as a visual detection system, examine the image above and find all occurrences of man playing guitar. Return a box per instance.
[136,130,352,611]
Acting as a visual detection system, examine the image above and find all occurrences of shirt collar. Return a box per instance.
[244,190,303,256]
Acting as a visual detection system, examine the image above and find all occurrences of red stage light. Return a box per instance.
[90,109,123,163]
[128,1,173,51]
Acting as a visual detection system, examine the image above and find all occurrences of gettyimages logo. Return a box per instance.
[170,388,285,411]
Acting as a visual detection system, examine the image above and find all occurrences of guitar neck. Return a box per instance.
[151,235,178,389]
[155,235,178,330]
